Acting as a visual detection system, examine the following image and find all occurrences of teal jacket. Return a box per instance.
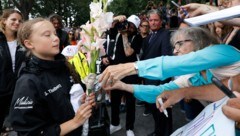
[133,44,240,103]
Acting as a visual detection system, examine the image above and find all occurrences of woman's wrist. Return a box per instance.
[122,63,138,76]
[124,83,134,93]
[133,62,138,74]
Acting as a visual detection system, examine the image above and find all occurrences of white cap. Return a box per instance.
[127,15,141,28]
[61,45,78,57]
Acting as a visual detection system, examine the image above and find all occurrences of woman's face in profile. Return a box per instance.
[173,35,195,56]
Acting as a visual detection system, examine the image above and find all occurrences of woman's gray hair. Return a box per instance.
[170,27,220,51]
[147,9,162,20]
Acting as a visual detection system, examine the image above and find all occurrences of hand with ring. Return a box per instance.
[99,62,137,87]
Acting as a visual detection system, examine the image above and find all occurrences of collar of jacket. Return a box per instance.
[30,54,67,70]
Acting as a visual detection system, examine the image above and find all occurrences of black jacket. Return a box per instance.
[141,28,172,85]
[0,32,26,98]
[141,28,172,60]
[57,29,70,52]
[9,55,82,136]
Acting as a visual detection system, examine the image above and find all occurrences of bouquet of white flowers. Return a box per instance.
[80,0,113,135]
[80,0,113,95]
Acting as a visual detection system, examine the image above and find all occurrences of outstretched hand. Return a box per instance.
[103,80,126,91]
[98,63,136,87]
[180,3,218,18]
[156,90,185,112]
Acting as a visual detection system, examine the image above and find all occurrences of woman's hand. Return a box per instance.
[98,63,137,87]
[102,57,110,65]
[113,15,126,22]
[222,92,240,123]
[156,90,185,112]
[103,80,125,91]
[180,3,218,18]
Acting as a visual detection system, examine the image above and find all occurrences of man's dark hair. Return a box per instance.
[48,13,63,29]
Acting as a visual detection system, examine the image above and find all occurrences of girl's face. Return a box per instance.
[215,22,223,37]
[4,13,22,33]
[26,21,60,60]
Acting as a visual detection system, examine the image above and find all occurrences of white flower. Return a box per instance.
[80,21,96,46]
[95,38,106,56]
[90,2,103,19]
[92,12,113,36]
[80,30,91,47]
[79,1,113,74]
[107,0,113,5]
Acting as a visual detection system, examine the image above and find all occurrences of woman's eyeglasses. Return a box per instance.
[173,39,192,51]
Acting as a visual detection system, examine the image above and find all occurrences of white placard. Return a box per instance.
[171,97,235,136]
[184,5,240,26]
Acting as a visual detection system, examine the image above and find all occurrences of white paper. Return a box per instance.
[70,83,84,113]
[171,97,235,136]
[184,5,240,26]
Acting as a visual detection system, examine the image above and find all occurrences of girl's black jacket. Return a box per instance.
[9,55,82,136]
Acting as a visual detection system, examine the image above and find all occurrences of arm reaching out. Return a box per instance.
[180,3,240,27]
[157,74,240,113]
[99,62,137,87]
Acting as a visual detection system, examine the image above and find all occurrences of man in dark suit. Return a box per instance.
[141,9,173,136]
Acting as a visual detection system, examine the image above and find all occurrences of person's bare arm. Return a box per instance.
[122,33,134,56]
[103,80,134,94]
[181,3,240,27]
[60,103,92,135]
[156,74,240,112]
[156,84,225,112]
[181,3,219,17]
[60,92,96,135]
[220,18,240,27]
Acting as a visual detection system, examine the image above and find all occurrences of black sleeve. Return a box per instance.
[63,32,70,47]
[9,76,61,136]
[228,30,240,50]
[131,34,143,54]
[161,31,173,56]
[140,37,149,60]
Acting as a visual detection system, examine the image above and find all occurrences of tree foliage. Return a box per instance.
[31,0,90,27]
[108,0,149,16]
[1,0,204,27]
[10,0,34,20]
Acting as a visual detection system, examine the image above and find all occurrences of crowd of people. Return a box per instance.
[0,0,239,136]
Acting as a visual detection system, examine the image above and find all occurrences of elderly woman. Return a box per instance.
[100,27,240,104]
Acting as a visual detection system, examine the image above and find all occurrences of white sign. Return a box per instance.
[171,97,235,136]
[184,5,240,26]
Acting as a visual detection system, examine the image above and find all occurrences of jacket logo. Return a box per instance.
[14,96,33,109]
[44,84,62,96]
